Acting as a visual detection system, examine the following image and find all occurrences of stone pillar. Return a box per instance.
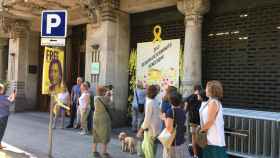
[85,0,130,127]
[0,39,8,80]
[7,20,30,112]
[177,0,210,96]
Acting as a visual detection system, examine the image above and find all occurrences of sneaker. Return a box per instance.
[79,131,88,135]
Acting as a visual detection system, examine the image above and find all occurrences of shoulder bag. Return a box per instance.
[157,108,177,149]
[97,97,113,121]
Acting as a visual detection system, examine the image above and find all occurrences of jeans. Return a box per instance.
[0,116,8,142]
[87,108,93,131]
[68,102,77,127]
[53,108,65,128]
[132,107,144,131]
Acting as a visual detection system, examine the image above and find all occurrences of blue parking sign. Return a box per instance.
[41,10,67,38]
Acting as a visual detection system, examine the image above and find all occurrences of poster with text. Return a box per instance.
[42,47,64,94]
[136,39,180,88]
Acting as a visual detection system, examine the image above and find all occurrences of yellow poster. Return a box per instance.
[42,47,64,94]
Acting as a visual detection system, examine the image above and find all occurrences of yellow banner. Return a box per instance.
[42,47,64,94]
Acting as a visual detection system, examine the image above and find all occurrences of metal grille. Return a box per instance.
[130,7,185,48]
[224,108,280,158]
[202,5,280,111]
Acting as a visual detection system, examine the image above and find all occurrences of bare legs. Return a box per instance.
[92,143,109,155]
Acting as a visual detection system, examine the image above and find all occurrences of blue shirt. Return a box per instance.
[166,107,186,146]
[71,85,81,104]
[0,95,11,118]
[161,100,172,114]
[132,88,146,108]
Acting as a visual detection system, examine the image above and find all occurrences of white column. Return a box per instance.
[0,39,8,80]
[7,20,30,112]
[182,15,203,96]
[178,0,210,96]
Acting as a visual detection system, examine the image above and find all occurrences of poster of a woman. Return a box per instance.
[48,58,63,92]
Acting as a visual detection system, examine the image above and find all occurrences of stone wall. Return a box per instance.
[85,11,130,126]
[25,31,39,109]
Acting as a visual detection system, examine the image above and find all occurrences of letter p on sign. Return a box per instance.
[41,10,67,38]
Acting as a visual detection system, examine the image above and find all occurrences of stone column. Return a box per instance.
[177,0,210,96]
[85,0,130,127]
[0,39,8,80]
[7,20,30,112]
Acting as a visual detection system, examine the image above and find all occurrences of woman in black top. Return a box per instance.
[163,91,191,158]
[185,85,206,158]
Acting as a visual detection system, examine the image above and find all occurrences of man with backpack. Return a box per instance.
[132,81,146,132]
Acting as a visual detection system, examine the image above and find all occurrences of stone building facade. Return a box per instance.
[0,0,279,126]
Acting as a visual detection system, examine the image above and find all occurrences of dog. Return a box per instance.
[118,132,128,152]
[124,136,136,154]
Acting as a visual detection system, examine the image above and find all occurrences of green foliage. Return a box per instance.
[127,49,137,116]
[0,80,9,87]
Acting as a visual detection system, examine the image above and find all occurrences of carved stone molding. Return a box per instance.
[78,0,102,24]
[177,0,210,16]
[10,19,29,39]
[0,16,29,39]
[79,0,120,23]
[185,14,203,26]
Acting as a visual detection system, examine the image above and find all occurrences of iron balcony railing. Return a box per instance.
[223,108,280,158]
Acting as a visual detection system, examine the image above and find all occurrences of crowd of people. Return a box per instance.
[132,80,228,158]
[0,77,228,158]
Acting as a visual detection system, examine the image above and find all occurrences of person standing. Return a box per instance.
[132,82,146,132]
[185,85,204,158]
[66,77,83,129]
[199,80,228,158]
[0,83,16,149]
[163,91,191,158]
[52,84,70,129]
[137,85,161,158]
[86,81,96,133]
[78,83,91,135]
[92,86,112,158]
[160,86,177,129]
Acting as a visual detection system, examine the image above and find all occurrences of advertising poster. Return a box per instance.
[136,39,180,88]
[42,47,64,94]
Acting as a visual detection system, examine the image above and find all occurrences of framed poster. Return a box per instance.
[136,39,180,88]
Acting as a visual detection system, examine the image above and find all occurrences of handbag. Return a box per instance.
[195,126,207,148]
[196,100,220,148]
[157,108,176,149]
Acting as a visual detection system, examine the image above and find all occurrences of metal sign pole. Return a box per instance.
[48,95,54,157]
[41,10,68,158]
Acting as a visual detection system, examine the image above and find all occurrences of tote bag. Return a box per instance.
[158,108,176,149]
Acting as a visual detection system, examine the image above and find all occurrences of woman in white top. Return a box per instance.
[78,82,91,135]
[53,85,70,129]
[137,85,161,158]
[199,80,228,158]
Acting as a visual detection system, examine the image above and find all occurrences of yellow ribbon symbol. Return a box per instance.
[153,25,162,43]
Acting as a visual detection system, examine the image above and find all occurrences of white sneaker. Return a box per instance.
[79,131,88,135]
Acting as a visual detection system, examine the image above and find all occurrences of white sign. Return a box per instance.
[136,39,180,88]
[91,62,100,74]
[41,10,67,38]
[41,38,66,47]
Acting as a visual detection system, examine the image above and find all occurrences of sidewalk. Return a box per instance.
[2,112,162,158]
